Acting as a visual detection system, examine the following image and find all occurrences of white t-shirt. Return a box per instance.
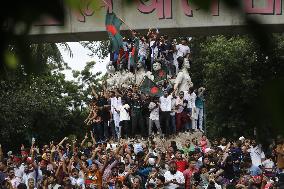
[176,44,190,58]
[248,145,265,167]
[164,170,185,189]
[11,177,21,188]
[110,97,122,115]
[70,176,85,189]
[218,145,226,151]
[262,159,275,170]
[186,92,196,109]
[120,104,130,121]
[14,164,25,178]
[170,98,177,116]
[22,169,43,187]
[149,102,159,121]
[138,41,149,57]
[160,95,172,112]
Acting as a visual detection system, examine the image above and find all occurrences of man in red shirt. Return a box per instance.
[175,150,188,172]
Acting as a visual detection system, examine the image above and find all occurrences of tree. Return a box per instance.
[191,35,284,144]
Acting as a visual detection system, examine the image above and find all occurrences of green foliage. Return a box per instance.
[80,41,110,59]
[191,35,284,142]
[0,43,102,151]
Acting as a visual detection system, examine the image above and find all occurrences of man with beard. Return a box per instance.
[164,161,185,189]
[117,162,127,182]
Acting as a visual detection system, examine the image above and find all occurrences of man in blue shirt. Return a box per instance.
[195,87,205,132]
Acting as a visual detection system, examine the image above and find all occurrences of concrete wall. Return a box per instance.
[28,0,284,42]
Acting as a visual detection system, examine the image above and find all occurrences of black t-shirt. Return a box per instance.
[96,97,110,121]
[160,42,174,61]
[130,100,143,115]
[142,100,150,117]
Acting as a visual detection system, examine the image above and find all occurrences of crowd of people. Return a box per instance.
[2,29,284,189]
[84,85,205,142]
[1,132,284,189]
[85,29,203,142]
[110,28,190,76]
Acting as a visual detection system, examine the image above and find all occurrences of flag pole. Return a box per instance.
[102,0,133,32]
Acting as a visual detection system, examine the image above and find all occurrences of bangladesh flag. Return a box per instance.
[139,76,163,97]
[105,13,123,53]
[129,37,139,68]
[153,62,167,83]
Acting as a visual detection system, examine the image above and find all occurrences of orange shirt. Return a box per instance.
[85,171,102,189]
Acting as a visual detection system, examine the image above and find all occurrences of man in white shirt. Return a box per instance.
[119,99,131,139]
[248,140,265,167]
[175,38,190,59]
[164,161,185,189]
[70,168,85,189]
[148,100,162,137]
[186,88,197,131]
[159,90,172,137]
[6,168,21,188]
[110,90,122,140]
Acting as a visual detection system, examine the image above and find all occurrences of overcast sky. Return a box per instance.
[58,42,108,80]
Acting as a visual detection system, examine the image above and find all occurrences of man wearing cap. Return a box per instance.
[164,161,185,189]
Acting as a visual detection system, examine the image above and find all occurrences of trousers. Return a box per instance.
[149,119,162,136]
[131,113,145,137]
[160,111,171,136]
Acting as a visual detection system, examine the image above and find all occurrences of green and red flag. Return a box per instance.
[105,12,123,52]
[129,37,139,68]
[139,76,163,97]
[153,62,168,83]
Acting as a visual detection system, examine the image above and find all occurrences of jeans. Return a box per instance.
[131,113,145,137]
[196,107,204,130]
[149,119,162,136]
[103,121,109,140]
[115,126,121,140]
[170,114,176,134]
[92,122,103,142]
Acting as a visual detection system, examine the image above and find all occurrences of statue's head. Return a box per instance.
[153,62,161,71]
[177,57,190,70]
[106,61,115,74]
[183,58,190,69]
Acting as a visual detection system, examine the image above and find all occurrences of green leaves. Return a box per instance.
[191,35,284,141]
[4,51,19,69]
